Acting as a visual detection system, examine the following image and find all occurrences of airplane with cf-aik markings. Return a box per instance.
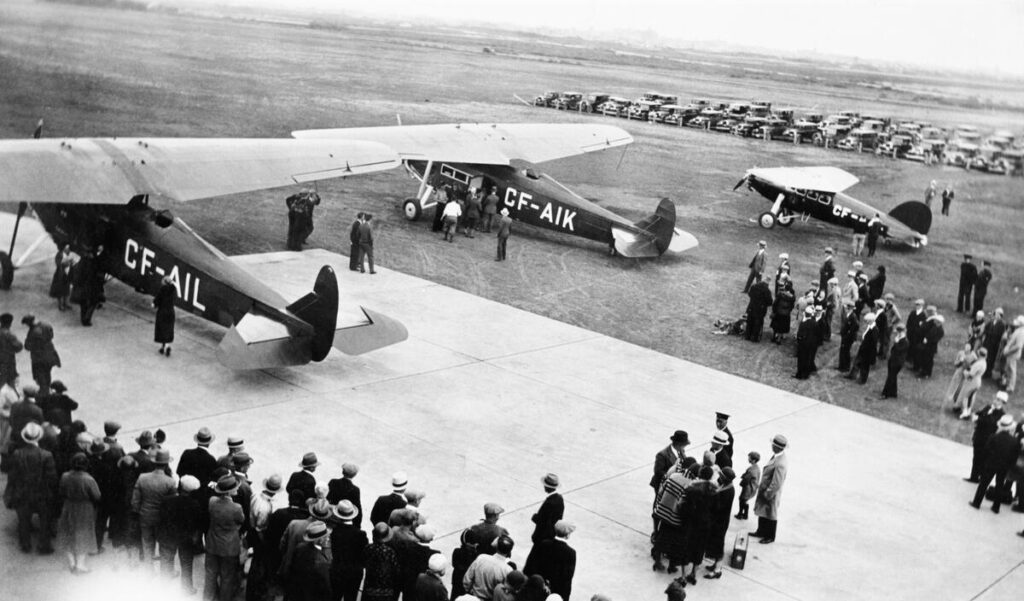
[733,166,931,248]
[292,124,699,257]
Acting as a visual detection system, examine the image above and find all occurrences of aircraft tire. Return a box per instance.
[0,252,12,290]
[402,199,422,221]
[758,212,777,229]
[777,211,794,227]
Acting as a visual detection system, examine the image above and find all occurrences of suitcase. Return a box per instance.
[730,531,749,570]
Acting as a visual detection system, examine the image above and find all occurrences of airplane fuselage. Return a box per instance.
[32,201,287,328]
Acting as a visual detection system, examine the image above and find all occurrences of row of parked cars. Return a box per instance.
[531,90,1023,176]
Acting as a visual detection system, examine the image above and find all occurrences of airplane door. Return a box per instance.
[470,176,484,190]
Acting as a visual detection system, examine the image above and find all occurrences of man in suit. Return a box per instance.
[918,309,945,378]
[531,473,564,544]
[905,299,926,368]
[941,185,955,216]
[524,521,577,601]
[205,474,245,601]
[818,247,835,291]
[743,240,767,293]
[286,452,319,502]
[330,500,367,601]
[370,471,408,526]
[881,323,909,399]
[794,307,819,379]
[349,212,364,271]
[847,312,879,384]
[715,412,735,461]
[21,314,60,395]
[873,299,890,359]
[327,462,362,529]
[288,521,333,601]
[752,434,789,544]
[745,274,773,342]
[7,422,57,553]
[496,208,513,261]
[650,430,688,492]
[133,449,178,562]
[965,391,1007,482]
[983,308,1006,379]
[468,503,510,556]
[358,213,376,274]
[0,312,22,387]
[969,415,1019,513]
[177,426,218,488]
[216,436,245,469]
[975,260,993,313]
[958,254,978,313]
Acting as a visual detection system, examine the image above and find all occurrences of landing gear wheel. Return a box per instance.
[758,212,777,229]
[776,210,794,227]
[402,199,422,221]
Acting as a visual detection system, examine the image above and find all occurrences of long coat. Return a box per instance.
[531,492,565,543]
[24,321,61,368]
[58,469,101,554]
[754,452,788,521]
[326,477,362,528]
[7,443,57,506]
[524,538,577,601]
[153,282,176,343]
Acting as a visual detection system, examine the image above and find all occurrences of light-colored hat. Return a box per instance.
[226,436,245,449]
[874,299,885,308]
[824,247,834,254]
[428,553,449,573]
[308,499,332,520]
[772,434,789,448]
[500,208,510,216]
[1014,316,1024,327]
[846,270,856,277]
[263,474,283,493]
[542,473,560,489]
[333,500,359,521]
[554,520,576,537]
[852,261,863,269]
[152,449,172,465]
[827,277,838,285]
[997,415,1014,429]
[884,293,895,301]
[804,306,815,315]
[415,524,437,542]
[863,312,877,323]
[21,422,43,443]
[712,430,729,445]
[303,521,329,542]
[392,471,409,491]
[194,427,214,445]
[995,391,1009,402]
[342,463,359,478]
[180,475,200,493]
[778,253,789,260]
[758,240,767,247]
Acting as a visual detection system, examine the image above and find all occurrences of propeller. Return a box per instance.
[732,174,749,191]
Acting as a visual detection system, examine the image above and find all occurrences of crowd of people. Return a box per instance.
[434,185,513,262]
[648,413,789,594]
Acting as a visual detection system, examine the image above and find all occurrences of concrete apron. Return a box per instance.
[0,246,1019,601]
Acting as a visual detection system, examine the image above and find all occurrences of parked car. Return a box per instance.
[598,97,631,117]
[783,123,819,143]
[534,91,559,107]
[628,99,663,120]
[552,92,583,111]
[579,93,611,113]
[714,118,739,133]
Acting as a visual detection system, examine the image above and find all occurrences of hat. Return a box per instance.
[542,473,560,489]
[857,274,868,282]
[852,261,863,268]
[303,521,329,542]
[308,499,332,520]
[997,415,1014,428]
[846,270,856,277]
[778,253,789,260]
[50,380,67,393]
[194,427,214,445]
[772,434,788,449]
[983,260,991,266]
[670,430,690,445]
[757,240,766,247]
[22,382,38,398]
[136,430,156,448]
[995,307,1004,315]
[895,323,906,331]
[720,467,736,483]
[553,520,576,537]
[214,474,240,495]
[500,208,509,216]
[20,314,35,326]
[342,463,359,478]
[827,277,838,285]
[804,306,815,315]
[332,500,359,521]
[884,293,895,301]
[863,312,877,323]
[874,299,885,308]
[995,391,1009,402]
[964,254,972,260]
[0,313,12,327]
[824,247,834,254]
[484,502,505,516]
[712,430,729,445]
[715,412,730,421]
[1014,316,1024,328]
[263,474,282,493]
[391,471,409,491]
[427,554,449,573]
[76,432,93,447]
[231,452,254,468]
[180,475,200,493]
[299,452,319,469]
[71,452,89,470]
[88,438,109,456]
[507,571,527,587]
[226,436,245,450]
[104,421,121,436]
[152,449,172,465]
[415,524,437,542]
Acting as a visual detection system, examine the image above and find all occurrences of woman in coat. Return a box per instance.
[652,456,697,572]
[770,275,796,344]
[946,343,975,411]
[703,468,736,578]
[153,275,176,356]
[49,245,74,311]
[958,348,989,419]
[59,452,101,572]
[679,466,718,585]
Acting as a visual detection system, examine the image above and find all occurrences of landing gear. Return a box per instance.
[403,199,422,221]
[776,209,795,227]
[758,212,776,229]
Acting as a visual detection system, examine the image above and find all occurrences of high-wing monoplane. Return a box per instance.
[734,166,931,247]
[292,124,699,257]
[0,137,408,369]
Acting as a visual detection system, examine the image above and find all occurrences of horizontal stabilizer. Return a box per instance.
[216,312,313,370]
[333,307,409,355]
[613,198,697,257]
[889,201,932,236]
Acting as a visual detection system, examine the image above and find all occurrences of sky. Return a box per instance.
[212,0,1024,77]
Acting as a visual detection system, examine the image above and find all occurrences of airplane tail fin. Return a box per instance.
[889,201,932,236]
[285,265,339,362]
[612,198,697,258]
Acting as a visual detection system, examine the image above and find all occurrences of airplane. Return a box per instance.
[733,166,931,248]
[0,136,409,370]
[292,123,699,258]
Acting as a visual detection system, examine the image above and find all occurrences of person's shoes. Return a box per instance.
[1011,505,1024,513]
[685,574,698,585]
[704,571,723,579]
[652,561,665,572]
[969,501,981,509]
[991,504,1000,514]
[349,268,358,271]
[369,271,376,275]
[359,269,365,273]
[1018,530,1024,538]
[749,531,763,538]
[758,538,775,544]
[158,348,165,355]
[963,477,980,483]
[166,347,171,356]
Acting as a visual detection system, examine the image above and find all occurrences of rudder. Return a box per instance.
[889,201,932,236]
[285,265,339,362]
[632,198,677,255]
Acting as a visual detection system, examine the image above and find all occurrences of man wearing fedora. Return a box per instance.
[532,473,564,544]
[651,430,689,493]
[289,521,334,601]
[247,474,284,601]
[231,452,255,528]
[969,415,1019,513]
[327,463,363,529]
[36,379,76,428]
[132,448,177,564]
[711,431,733,469]
[715,412,735,461]
[287,451,320,503]
[265,490,309,586]
[205,474,245,601]
[7,422,57,553]
[524,520,577,601]
[370,471,409,527]
[178,427,218,488]
[280,498,333,582]
[752,434,789,544]
[330,500,367,601]
[216,436,246,469]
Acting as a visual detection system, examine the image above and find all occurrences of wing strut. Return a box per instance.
[6,202,27,258]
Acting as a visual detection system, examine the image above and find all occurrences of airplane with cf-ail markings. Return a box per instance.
[292,123,699,257]
[733,166,931,248]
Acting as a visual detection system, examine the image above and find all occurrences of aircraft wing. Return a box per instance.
[746,166,859,193]
[291,123,633,165]
[0,138,400,204]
